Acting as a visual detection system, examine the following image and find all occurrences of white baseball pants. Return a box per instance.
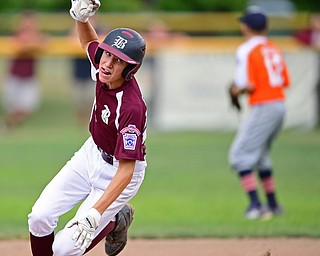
[28,136,146,255]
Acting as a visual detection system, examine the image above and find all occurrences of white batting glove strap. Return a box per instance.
[68,208,101,250]
[69,0,101,23]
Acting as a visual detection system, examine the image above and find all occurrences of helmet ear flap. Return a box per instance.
[94,48,103,64]
[122,64,140,81]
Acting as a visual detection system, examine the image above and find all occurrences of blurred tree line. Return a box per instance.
[0,0,319,12]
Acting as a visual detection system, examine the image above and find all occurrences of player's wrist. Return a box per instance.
[88,208,102,228]
[69,9,89,23]
[230,84,240,96]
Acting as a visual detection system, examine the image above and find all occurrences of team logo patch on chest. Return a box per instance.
[101,105,111,125]
[120,124,141,150]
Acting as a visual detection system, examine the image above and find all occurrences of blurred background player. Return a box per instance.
[294,13,320,127]
[1,10,47,130]
[68,17,105,126]
[228,6,290,220]
[142,20,187,127]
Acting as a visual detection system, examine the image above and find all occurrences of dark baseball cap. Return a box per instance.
[239,5,268,31]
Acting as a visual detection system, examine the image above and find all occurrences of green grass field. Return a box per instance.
[0,98,320,239]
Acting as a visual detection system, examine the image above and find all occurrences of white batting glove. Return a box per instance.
[66,208,101,250]
[69,0,101,23]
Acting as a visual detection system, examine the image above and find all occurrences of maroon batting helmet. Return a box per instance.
[95,28,146,80]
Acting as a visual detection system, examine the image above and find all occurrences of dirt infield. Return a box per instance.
[1,238,320,256]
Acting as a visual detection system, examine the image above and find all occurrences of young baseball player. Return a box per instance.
[2,10,46,130]
[28,0,147,255]
[228,6,290,220]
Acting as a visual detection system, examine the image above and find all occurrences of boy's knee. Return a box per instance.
[28,209,57,237]
[53,226,84,256]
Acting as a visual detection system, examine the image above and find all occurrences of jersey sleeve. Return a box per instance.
[87,41,100,81]
[234,45,250,89]
[114,103,146,161]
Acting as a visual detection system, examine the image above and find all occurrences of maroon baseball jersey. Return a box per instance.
[10,58,36,78]
[87,41,147,161]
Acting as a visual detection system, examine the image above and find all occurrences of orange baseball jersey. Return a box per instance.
[234,36,290,105]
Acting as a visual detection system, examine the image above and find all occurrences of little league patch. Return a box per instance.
[121,124,140,150]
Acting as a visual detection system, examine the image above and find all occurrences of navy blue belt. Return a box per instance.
[97,147,113,165]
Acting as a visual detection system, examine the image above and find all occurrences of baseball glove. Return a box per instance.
[228,83,241,112]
